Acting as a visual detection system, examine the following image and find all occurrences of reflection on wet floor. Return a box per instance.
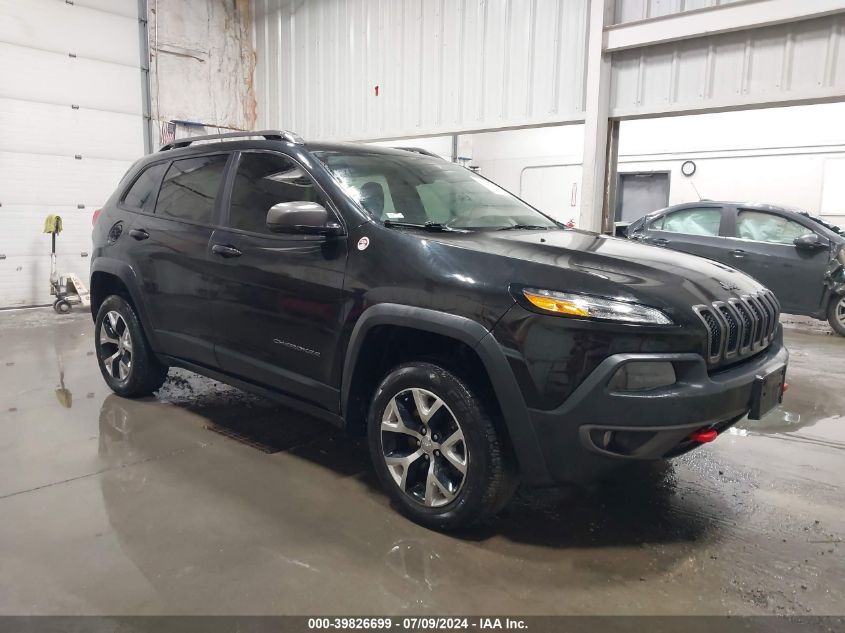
[0,310,843,615]
[98,391,712,548]
[737,382,843,436]
[733,329,845,454]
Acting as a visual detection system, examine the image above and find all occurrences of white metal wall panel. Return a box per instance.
[73,0,140,19]
[0,153,131,209]
[0,0,140,66]
[612,0,744,24]
[610,14,845,117]
[252,0,589,141]
[0,1,143,306]
[0,43,142,114]
[520,165,583,221]
[0,98,143,161]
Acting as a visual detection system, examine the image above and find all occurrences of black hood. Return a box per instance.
[421,228,765,312]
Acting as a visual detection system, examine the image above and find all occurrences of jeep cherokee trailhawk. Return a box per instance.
[91,130,788,529]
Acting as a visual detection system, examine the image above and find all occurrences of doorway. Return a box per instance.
[615,172,670,223]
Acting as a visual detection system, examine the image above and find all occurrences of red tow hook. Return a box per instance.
[688,428,718,443]
[782,382,789,393]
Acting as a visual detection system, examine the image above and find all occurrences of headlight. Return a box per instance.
[522,288,673,325]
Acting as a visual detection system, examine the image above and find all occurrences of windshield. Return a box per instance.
[312,150,558,230]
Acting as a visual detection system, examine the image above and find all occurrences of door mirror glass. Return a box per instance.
[266,201,341,235]
[793,233,825,250]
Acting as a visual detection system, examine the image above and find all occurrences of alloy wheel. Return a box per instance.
[99,311,133,381]
[380,388,468,507]
[837,297,845,329]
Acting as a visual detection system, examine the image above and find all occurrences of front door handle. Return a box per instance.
[653,237,669,246]
[211,244,243,258]
[730,249,746,259]
[129,229,149,241]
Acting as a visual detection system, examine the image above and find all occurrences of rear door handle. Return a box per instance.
[129,229,149,241]
[730,249,746,259]
[211,244,242,258]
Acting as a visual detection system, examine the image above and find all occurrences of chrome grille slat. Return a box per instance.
[695,290,779,366]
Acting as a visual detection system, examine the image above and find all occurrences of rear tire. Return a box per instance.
[367,361,514,531]
[95,295,168,397]
[828,296,845,337]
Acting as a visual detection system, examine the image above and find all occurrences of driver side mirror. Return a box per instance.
[266,201,342,235]
[793,233,825,251]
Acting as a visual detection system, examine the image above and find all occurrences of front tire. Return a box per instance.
[828,296,845,337]
[367,362,514,530]
[95,295,168,397]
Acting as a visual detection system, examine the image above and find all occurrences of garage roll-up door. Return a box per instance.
[0,0,146,307]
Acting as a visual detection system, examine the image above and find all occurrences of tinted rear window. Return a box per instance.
[122,162,167,212]
[155,155,229,224]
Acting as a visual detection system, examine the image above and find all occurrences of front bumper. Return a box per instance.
[525,328,788,484]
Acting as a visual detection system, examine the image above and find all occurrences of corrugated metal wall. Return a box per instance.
[612,0,744,25]
[610,13,845,117]
[252,0,589,140]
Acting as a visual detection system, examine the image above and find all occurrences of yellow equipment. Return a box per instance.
[44,214,90,314]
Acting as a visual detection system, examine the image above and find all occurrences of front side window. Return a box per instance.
[122,162,168,213]
[227,153,323,235]
[154,155,228,224]
[313,150,557,230]
[653,207,722,236]
[736,210,813,244]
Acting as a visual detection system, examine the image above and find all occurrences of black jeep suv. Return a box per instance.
[91,130,788,529]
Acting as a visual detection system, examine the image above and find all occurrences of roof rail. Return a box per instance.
[159,129,304,152]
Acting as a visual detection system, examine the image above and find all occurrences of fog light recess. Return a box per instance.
[608,362,676,392]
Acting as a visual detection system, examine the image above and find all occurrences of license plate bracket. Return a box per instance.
[749,365,786,420]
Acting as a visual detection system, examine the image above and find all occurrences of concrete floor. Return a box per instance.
[0,308,843,616]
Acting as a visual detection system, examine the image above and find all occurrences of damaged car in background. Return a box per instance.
[627,202,845,336]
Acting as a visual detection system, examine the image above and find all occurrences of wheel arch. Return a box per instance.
[89,258,158,350]
[341,304,549,483]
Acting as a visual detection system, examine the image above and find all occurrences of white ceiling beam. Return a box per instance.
[604,0,845,53]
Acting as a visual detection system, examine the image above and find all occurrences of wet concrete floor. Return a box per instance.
[0,308,842,615]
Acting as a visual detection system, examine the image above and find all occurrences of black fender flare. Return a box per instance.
[89,257,159,350]
[341,304,550,484]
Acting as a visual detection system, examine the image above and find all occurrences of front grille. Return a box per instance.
[693,290,780,365]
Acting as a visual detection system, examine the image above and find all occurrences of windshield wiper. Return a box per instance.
[383,220,454,232]
[496,224,553,231]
